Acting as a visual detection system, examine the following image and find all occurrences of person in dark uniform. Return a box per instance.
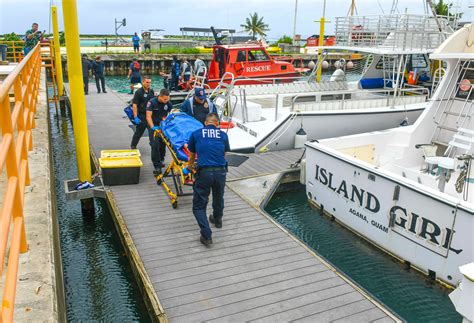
[92,56,107,93]
[130,76,154,149]
[128,58,141,94]
[81,54,92,95]
[146,88,172,174]
[180,87,217,125]
[170,55,180,91]
[187,113,230,246]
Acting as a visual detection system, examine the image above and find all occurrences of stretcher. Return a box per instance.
[154,112,203,208]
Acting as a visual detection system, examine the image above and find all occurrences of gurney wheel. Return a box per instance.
[172,200,178,209]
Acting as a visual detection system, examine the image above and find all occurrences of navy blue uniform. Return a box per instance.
[81,57,92,94]
[180,98,217,125]
[92,60,106,93]
[188,125,230,240]
[170,60,180,91]
[130,87,155,149]
[129,62,141,84]
[146,97,172,169]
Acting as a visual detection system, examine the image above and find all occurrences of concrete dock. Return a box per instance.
[0,67,63,321]
[80,84,400,322]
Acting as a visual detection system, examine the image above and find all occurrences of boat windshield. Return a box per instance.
[248,50,269,61]
[236,50,246,62]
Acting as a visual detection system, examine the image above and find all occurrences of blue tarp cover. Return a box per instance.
[161,112,203,160]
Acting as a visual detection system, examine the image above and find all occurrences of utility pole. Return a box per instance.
[114,18,127,44]
[292,0,298,45]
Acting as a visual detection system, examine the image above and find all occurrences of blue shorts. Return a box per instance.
[130,76,141,84]
[133,44,139,50]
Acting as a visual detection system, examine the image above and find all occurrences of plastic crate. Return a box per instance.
[100,149,141,158]
[99,156,143,186]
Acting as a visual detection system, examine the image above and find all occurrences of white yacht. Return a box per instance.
[305,23,474,287]
[222,14,452,153]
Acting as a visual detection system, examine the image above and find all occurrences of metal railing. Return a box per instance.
[0,43,42,321]
[335,14,452,51]
[290,86,429,112]
[0,40,25,63]
[39,42,60,110]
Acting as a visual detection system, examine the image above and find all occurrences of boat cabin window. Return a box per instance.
[236,51,246,62]
[410,54,428,69]
[248,50,269,62]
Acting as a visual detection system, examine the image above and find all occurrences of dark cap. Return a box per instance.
[194,87,206,100]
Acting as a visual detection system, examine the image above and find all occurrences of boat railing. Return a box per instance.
[233,75,309,86]
[430,59,474,146]
[290,86,429,112]
[0,43,43,321]
[334,14,452,51]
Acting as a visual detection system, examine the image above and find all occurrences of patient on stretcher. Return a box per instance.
[160,111,203,161]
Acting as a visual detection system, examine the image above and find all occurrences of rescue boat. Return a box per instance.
[207,43,302,88]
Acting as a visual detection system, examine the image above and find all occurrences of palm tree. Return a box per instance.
[240,13,270,40]
[433,0,452,16]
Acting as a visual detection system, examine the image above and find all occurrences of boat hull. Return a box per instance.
[304,144,474,287]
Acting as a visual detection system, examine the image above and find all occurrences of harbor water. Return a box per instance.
[264,184,462,323]
[49,103,151,321]
[106,75,165,93]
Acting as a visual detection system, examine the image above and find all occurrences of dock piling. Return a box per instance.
[61,0,94,215]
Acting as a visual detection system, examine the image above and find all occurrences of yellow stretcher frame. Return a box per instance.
[153,130,195,209]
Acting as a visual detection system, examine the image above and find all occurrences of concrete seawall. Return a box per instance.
[0,69,64,321]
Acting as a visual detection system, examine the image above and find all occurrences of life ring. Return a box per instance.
[220,120,234,129]
[234,62,244,75]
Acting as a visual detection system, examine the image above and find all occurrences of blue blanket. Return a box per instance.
[161,112,203,161]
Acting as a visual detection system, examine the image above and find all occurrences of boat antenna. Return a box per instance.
[210,26,226,45]
[347,0,358,16]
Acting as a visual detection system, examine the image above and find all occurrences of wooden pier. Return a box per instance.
[75,84,399,322]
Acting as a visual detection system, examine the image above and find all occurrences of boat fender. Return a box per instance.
[294,127,307,149]
[220,120,234,129]
[330,69,345,82]
[299,158,306,185]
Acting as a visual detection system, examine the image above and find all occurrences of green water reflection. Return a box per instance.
[104,75,165,93]
[50,103,151,321]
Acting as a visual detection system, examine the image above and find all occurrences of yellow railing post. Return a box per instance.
[51,6,64,96]
[315,17,325,82]
[61,0,92,183]
[0,42,42,321]
[315,0,329,82]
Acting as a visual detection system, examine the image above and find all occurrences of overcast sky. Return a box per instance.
[0,0,472,40]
